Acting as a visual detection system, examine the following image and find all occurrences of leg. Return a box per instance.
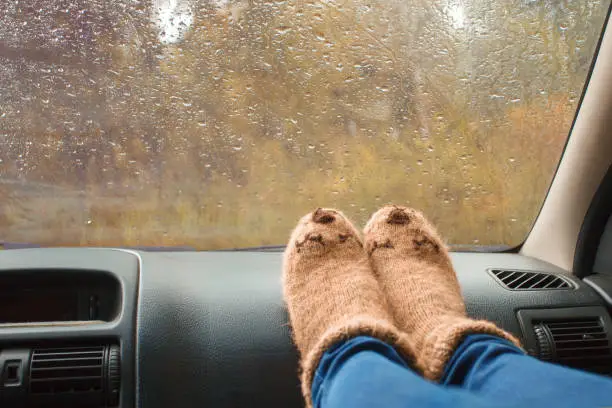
[364,205,612,407]
[363,206,521,380]
[282,209,416,407]
[443,334,612,407]
[312,336,507,408]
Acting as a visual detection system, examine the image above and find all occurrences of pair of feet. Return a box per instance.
[283,206,521,407]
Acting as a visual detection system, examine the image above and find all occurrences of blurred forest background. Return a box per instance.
[0,0,609,249]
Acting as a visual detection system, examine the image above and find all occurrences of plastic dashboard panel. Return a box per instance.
[0,249,607,408]
[0,248,139,408]
[136,251,605,408]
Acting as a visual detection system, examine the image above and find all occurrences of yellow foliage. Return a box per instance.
[0,0,607,249]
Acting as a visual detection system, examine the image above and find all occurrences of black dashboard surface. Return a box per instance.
[0,249,607,408]
[135,251,604,408]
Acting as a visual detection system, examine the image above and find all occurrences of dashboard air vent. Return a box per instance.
[29,346,105,394]
[534,318,612,374]
[490,269,573,290]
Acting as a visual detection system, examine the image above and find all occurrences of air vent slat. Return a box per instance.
[507,272,530,287]
[500,271,519,282]
[549,326,603,334]
[514,274,542,289]
[549,332,607,340]
[495,270,512,280]
[529,275,551,288]
[30,379,102,394]
[34,357,102,367]
[554,339,609,346]
[554,345,611,352]
[546,320,601,327]
[538,276,556,287]
[32,365,102,371]
[490,269,573,290]
[557,350,612,359]
[557,356,612,362]
[31,376,102,382]
[543,279,565,289]
[31,367,102,379]
[33,348,103,353]
[32,351,103,359]
[34,347,103,351]
[499,271,517,281]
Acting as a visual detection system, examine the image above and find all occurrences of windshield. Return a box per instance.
[0,0,609,250]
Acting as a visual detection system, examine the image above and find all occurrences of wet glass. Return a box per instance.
[0,0,610,249]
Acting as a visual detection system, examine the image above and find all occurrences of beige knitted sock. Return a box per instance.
[283,208,416,407]
[364,205,522,381]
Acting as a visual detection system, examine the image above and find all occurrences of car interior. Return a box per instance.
[1,2,612,408]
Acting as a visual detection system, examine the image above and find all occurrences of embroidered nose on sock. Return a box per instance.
[387,208,411,224]
[312,208,336,224]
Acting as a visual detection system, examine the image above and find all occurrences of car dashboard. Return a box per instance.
[0,248,611,408]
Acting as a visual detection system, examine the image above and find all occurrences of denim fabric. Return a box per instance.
[312,335,612,408]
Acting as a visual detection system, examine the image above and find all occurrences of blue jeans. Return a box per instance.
[312,335,612,407]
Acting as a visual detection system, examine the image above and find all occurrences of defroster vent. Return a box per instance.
[490,269,573,290]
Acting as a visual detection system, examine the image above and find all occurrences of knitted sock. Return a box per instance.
[364,205,522,381]
[283,208,416,407]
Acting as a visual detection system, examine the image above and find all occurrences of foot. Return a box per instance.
[283,208,415,407]
[364,205,521,380]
